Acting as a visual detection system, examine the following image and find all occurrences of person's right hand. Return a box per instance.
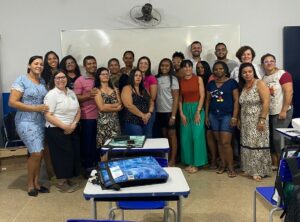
[89,88,98,98]
[142,113,151,124]
[36,104,49,113]
[64,124,76,135]
[205,117,210,127]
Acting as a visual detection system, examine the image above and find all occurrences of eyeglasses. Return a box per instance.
[263,60,276,64]
[55,76,67,80]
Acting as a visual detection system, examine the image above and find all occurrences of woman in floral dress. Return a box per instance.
[238,63,272,181]
[94,67,122,150]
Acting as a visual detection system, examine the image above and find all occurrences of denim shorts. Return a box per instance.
[209,112,233,133]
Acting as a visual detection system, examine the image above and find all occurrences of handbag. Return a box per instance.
[97,156,169,191]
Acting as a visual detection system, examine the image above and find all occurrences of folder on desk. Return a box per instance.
[106,135,146,148]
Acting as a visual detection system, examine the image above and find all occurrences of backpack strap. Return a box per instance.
[104,161,120,191]
[286,157,300,185]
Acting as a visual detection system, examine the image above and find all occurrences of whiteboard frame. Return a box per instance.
[60,25,240,74]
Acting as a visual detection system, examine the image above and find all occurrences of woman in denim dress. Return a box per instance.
[9,56,49,196]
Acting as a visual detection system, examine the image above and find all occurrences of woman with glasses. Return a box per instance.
[94,67,122,150]
[261,53,293,169]
[44,70,81,193]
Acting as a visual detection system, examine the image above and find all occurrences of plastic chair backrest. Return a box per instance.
[3,111,20,140]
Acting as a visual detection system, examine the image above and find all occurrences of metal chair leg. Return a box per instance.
[253,190,256,222]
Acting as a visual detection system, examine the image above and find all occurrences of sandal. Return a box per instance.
[227,169,237,178]
[216,166,226,174]
[188,166,199,174]
[253,175,262,182]
[209,163,218,170]
[185,166,192,172]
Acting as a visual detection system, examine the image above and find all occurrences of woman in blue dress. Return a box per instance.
[9,56,49,196]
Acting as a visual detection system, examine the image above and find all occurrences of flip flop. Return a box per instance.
[216,166,226,174]
[253,175,262,182]
[188,167,199,174]
[185,166,192,171]
[228,170,237,178]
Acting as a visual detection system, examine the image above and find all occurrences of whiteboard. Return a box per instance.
[60,25,240,74]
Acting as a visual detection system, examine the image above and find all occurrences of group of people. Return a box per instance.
[9,41,293,196]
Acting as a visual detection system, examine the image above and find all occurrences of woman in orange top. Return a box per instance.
[179,60,208,173]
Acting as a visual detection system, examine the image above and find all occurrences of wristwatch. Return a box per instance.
[259,120,265,125]
[171,116,176,120]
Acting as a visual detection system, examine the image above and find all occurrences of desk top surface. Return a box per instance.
[276,128,300,141]
[83,167,190,199]
[102,138,169,150]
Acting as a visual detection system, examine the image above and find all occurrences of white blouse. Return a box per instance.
[44,87,79,127]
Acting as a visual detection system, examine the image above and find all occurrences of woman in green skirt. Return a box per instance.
[179,60,207,173]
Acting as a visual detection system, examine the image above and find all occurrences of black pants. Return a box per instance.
[45,127,80,179]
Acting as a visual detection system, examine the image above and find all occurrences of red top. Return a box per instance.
[180,75,200,102]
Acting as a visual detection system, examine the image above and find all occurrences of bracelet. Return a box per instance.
[171,116,176,120]
[231,117,237,120]
[259,116,266,120]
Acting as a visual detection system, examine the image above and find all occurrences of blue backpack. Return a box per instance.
[274,146,300,221]
[97,156,169,191]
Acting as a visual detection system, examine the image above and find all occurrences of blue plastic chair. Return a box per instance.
[253,186,283,222]
[108,157,176,222]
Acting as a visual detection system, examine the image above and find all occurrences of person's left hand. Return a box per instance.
[230,118,238,127]
[257,121,266,131]
[194,112,201,124]
[278,110,287,120]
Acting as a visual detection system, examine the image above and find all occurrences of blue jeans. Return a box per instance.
[124,123,152,138]
[144,111,155,138]
[209,112,234,133]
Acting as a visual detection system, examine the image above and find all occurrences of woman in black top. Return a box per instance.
[121,69,154,137]
[59,55,81,89]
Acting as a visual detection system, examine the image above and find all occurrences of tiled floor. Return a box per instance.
[0,166,283,222]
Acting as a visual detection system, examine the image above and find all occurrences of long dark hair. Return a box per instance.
[137,56,152,76]
[156,58,175,88]
[238,63,259,91]
[48,69,69,90]
[59,55,81,78]
[95,67,114,89]
[128,69,148,96]
[41,51,59,85]
[197,61,212,87]
[27,55,43,73]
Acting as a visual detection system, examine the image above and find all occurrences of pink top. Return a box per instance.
[73,76,98,119]
[144,75,157,91]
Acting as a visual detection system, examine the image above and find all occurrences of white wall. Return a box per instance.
[0,0,300,92]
